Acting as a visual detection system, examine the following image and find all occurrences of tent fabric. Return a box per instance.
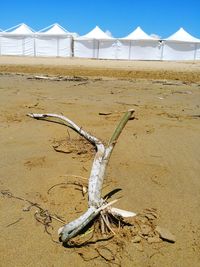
[38,23,69,35]
[35,36,72,57]
[162,42,197,60]
[37,23,77,37]
[116,27,161,60]
[1,24,35,56]
[1,36,34,56]
[35,24,73,57]
[74,26,113,58]
[74,39,99,58]
[5,23,35,35]
[98,40,130,59]
[129,40,162,60]
[162,28,200,60]
[122,26,156,40]
[165,28,200,43]
[76,26,113,40]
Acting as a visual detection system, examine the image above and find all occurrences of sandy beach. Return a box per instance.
[0,56,200,82]
[0,56,200,266]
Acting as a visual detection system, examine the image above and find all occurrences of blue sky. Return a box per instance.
[0,0,199,38]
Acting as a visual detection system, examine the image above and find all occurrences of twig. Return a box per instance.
[60,174,88,180]
[100,212,116,235]
[47,182,68,194]
[50,215,66,224]
[47,182,87,196]
[6,218,23,228]
[1,189,65,231]
[99,112,113,116]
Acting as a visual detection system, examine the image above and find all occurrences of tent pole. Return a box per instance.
[22,37,25,56]
[132,41,135,60]
[57,37,59,57]
[193,43,197,61]
[128,40,131,60]
[71,36,74,57]
[115,40,118,60]
[97,40,100,59]
[160,41,164,61]
[93,39,95,58]
[33,35,36,57]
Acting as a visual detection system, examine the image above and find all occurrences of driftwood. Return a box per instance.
[27,75,88,82]
[27,110,136,244]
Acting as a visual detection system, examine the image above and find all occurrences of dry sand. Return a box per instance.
[0,57,200,266]
[0,55,200,82]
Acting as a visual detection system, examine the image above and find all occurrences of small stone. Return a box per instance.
[132,236,142,243]
[155,226,176,243]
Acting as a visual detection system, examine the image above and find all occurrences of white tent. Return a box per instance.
[0,23,200,61]
[74,26,114,58]
[35,23,75,57]
[163,28,200,60]
[1,23,35,56]
[120,27,162,60]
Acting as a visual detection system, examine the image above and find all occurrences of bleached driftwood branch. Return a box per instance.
[27,110,136,243]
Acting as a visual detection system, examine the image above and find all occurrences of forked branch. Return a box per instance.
[27,109,136,244]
